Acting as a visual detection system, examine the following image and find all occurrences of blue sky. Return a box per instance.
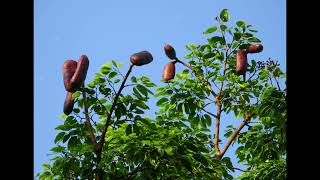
[34,0,286,177]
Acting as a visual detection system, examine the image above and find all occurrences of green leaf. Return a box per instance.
[111,60,117,67]
[248,37,261,43]
[51,145,65,153]
[233,32,241,41]
[73,108,80,113]
[114,79,120,83]
[204,114,212,126]
[100,66,112,75]
[131,76,137,83]
[193,153,208,166]
[203,26,217,34]
[39,171,51,179]
[133,87,143,100]
[60,113,67,119]
[249,29,258,32]
[164,147,174,156]
[220,9,230,22]
[236,21,246,28]
[208,36,223,45]
[239,43,250,50]
[136,84,148,97]
[140,76,151,83]
[55,124,66,131]
[68,136,81,151]
[72,91,81,99]
[156,97,168,106]
[54,132,65,143]
[216,76,226,81]
[126,124,133,135]
[108,71,118,79]
[115,107,122,119]
[62,134,71,143]
[220,25,227,31]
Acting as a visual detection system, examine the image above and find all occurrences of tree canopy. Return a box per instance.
[37,9,286,180]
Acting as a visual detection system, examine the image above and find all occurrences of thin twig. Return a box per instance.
[203,101,214,109]
[200,107,218,118]
[274,76,281,91]
[248,69,257,81]
[106,79,117,95]
[114,66,125,78]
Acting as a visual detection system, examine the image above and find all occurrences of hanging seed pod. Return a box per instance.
[70,55,89,91]
[162,61,176,82]
[63,60,78,92]
[164,44,177,60]
[236,49,248,75]
[63,92,74,115]
[130,51,153,66]
[246,44,263,54]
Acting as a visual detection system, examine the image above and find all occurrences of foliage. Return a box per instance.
[37,9,286,180]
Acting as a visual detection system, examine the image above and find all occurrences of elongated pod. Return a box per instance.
[70,55,89,91]
[63,92,74,115]
[162,61,176,82]
[130,51,153,66]
[63,60,77,92]
[164,44,177,60]
[246,44,263,54]
[236,49,248,75]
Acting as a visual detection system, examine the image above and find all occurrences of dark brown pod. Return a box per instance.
[130,51,153,66]
[246,44,263,54]
[162,61,176,82]
[63,60,78,92]
[164,44,177,60]
[236,49,248,75]
[70,55,89,91]
[63,92,74,115]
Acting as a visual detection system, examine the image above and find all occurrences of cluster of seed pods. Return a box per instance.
[62,55,89,115]
[162,44,177,82]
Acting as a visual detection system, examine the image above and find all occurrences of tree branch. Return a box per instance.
[218,113,252,158]
[174,57,217,97]
[214,46,229,159]
[93,64,134,180]
[99,64,134,150]
[81,85,98,148]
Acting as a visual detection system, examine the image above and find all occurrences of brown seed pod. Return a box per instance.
[246,44,263,54]
[70,55,89,91]
[130,51,153,66]
[63,60,78,92]
[63,92,74,115]
[236,49,248,75]
[162,61,176,82]
[164,44,177,60]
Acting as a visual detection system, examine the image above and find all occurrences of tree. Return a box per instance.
[37,9,286,179]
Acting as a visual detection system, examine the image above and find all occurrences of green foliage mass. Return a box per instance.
[37,9,286,180]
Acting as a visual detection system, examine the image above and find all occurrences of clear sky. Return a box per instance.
[34,0,286,177]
